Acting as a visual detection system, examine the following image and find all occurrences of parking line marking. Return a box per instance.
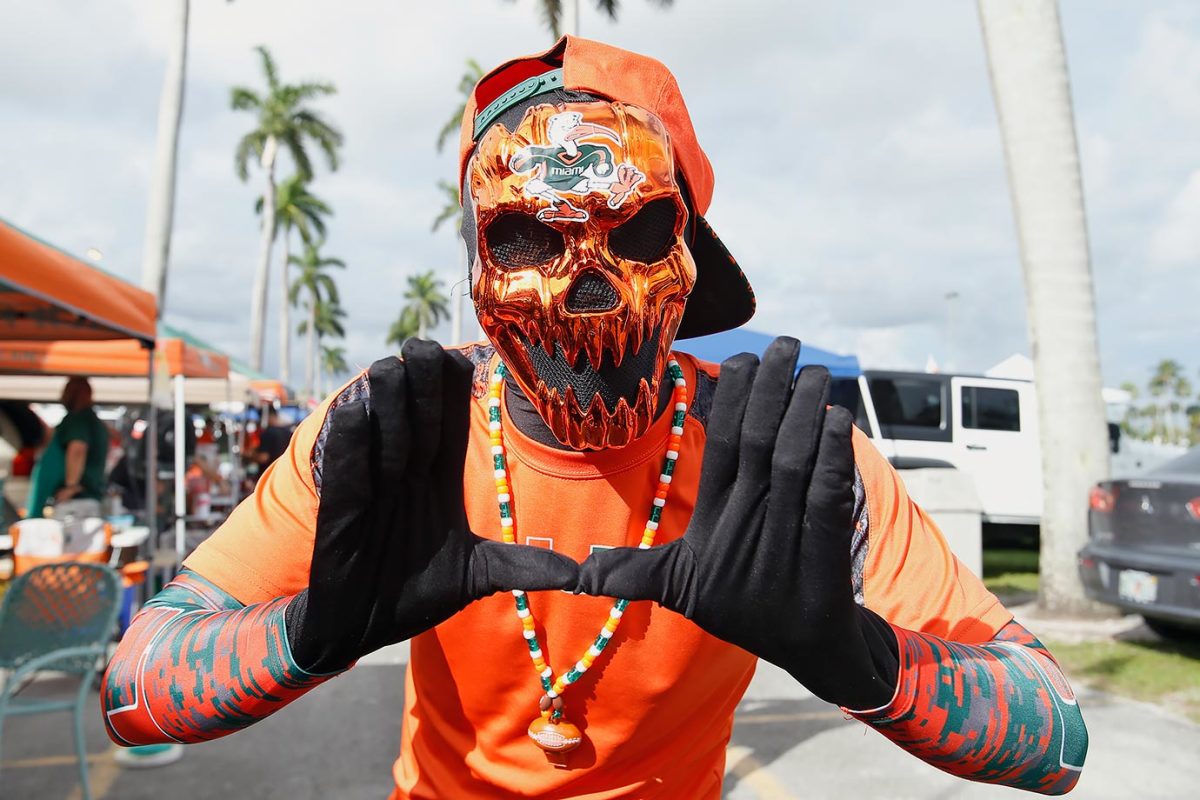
[725,745,798,799]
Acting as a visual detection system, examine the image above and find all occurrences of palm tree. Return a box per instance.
[386,308,420,349]
[141,0,189,314]
[436,59,483,155]
[431,180,461,233]
[1149,359,1184,442]
[289,243,345,399]
[257,175,331,384]
[400,271,450,340]
[232,45,342,371]
[320,344,349,396]
[1174,376,1193,445]
[978,0,1110,614]
[431,178,468,345]
[309,300,347,398]
[505,0,674,38]
[435,59,483,345]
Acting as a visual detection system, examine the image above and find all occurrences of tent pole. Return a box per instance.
[144,346,157,556]
[226,377,239,504]
[174,374,186,566]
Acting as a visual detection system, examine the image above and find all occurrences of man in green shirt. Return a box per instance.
[28,377,109,518]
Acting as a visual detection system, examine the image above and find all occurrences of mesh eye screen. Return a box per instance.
[485,213,566,268]
[608,198,678,263]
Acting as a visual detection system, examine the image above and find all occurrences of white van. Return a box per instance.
[830,371,1041,526]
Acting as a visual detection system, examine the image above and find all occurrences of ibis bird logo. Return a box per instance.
[508,112,645,223]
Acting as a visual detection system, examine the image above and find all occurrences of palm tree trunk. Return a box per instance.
[140,0,189,314]
[418,314,427,340]
[306,297,316,400]
[248,134,279,371]
[278,226,291,384]
[979,0,1110,614]
[562,0,580,36]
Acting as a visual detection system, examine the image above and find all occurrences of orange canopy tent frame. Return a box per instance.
[0,218,156,343]
[0,337,229,379]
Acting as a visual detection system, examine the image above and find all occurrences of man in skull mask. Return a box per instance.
[103,37,1087,798]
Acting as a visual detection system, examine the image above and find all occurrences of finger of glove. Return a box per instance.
[798,406,857,604]
[469,537,580,598]
[312,399,372,579]
[694,353,759,506]
[764,366,831,536]
[400,339,446,471]
[433,350,475,524]
[738,337,802,486]
[576,541,691,611]
[366,357,409,490]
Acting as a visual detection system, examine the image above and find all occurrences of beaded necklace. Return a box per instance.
[488,358,688,766]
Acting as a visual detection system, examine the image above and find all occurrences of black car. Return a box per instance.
[1079,446,1200,637]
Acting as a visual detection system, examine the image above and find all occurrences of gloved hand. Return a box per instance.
[286,339,580,674]
[576,337,898,709]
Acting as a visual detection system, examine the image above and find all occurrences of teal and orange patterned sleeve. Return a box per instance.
[102,570,335,745]
[849,620,1086,795]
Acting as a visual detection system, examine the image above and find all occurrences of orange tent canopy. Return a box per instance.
[0,337,228,379]
[0,218,156,343]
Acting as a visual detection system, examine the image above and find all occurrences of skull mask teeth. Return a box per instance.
[470,101,696,450]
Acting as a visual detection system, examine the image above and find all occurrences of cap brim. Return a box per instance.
[676,215,756,339]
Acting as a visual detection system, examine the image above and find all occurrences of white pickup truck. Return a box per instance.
[829,370,1178,534]
[830,371,1042,526]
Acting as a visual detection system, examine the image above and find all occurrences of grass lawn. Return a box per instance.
[982,546,1200,721]
[1046,636,1200,722]
[982,547,1040,599]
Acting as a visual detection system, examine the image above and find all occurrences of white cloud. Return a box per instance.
[1148,169,1200,265]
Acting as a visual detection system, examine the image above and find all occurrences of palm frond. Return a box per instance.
[230,86,262,111]
[539,0,562,37]
[291,81,337,102]
[432,180,461,232]
[316,274,340,306]
[435,111,464,153]
[234,132,265,181]
[437,59,484,152]
[294,111,343,172]
[593,0,620,18]
[256,45,279,91]
[282,130,314,181]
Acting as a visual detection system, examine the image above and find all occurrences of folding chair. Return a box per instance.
[0,562,121,800]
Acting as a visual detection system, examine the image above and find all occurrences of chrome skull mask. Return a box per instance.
[468,101,696,450]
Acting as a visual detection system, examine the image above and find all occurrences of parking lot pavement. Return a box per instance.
[4,649,1199,799]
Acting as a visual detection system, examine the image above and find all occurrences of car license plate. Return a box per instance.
[1118,569,1158,604]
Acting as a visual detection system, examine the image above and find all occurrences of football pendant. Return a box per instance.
[528,715,583,756]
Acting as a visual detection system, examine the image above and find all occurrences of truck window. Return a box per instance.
[961,386,1020,431]
[829,378,871,433]
[868,375,950,442]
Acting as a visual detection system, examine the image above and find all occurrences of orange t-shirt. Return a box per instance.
[185,346,1010,799]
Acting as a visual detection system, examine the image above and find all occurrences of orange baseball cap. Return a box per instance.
[458,35,755,339]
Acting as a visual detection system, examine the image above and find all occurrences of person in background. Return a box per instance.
[27,377,110,518]
[255,407,294,471]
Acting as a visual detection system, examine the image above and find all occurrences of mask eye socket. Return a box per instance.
[484,213,565,268]
[607,198,679,264]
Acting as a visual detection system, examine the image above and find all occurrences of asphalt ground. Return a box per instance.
[3,646,1199,799]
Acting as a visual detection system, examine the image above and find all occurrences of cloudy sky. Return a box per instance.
[2,0,1197,391]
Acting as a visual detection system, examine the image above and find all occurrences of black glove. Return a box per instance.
[286,339,580,674]
[576,337,898,709]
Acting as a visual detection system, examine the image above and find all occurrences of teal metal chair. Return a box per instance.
[0,562,121,800]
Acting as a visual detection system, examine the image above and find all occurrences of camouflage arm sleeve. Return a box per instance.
[849,620,1087,795]
[102,569,334,745]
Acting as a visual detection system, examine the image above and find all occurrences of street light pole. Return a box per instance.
[944,290,959,372]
